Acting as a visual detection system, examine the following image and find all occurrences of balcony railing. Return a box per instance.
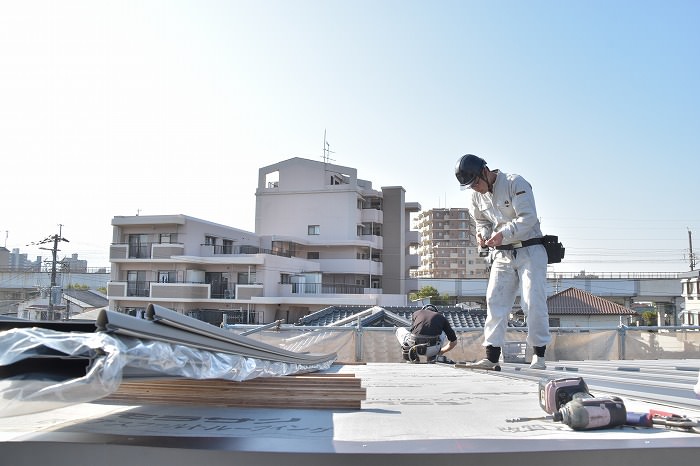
[201,244,293,258]
[126,281,150,297]
[291,283,366,295]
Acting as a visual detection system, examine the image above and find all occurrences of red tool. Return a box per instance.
[626,409,700,433]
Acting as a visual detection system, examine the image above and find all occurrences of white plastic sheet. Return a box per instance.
[0,327,334,418]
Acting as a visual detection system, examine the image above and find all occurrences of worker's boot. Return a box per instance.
[530,355,547,369]
[463,358,500,370]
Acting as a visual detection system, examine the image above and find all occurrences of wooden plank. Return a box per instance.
[104,372,366,410]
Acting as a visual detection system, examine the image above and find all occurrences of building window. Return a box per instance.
[128,234,151,259]
[159,233,172,244]
[205,235,216,246]
[222,239,233,254]
[280,273,291,284]
[158,270,176,283]
[307,252,320,259]
[238,272,256,284]
[308,225,320,235]
[126,271,148,297]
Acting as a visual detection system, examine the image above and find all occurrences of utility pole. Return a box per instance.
[28,225,69,317]
[689,228,696,271]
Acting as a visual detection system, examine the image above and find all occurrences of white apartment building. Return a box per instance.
[413,208,489,279]
[107,157,421,324]
[681,271,700,326]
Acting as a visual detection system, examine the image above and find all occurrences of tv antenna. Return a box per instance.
[322,129,335,163]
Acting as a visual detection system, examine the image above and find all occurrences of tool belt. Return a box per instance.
[494,235,565,264]
[402,334,440,361]
[494,237,545,250]
[407,334,440,346]
[401,334,440,362]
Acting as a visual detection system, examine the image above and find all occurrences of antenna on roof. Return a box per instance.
[322,129,335,163]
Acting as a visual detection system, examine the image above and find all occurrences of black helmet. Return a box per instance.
[455,154,486,187]
[422,304,439,312]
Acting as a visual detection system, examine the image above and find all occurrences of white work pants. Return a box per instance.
[484,244,551,349]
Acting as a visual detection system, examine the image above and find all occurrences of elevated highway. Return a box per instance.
[417,271,684,310]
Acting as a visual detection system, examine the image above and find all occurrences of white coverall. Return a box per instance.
[467,170,552,349]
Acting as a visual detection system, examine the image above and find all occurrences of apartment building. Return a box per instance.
[413,208,489,279]
[256,157,421,294]
[107,157,422,325]
[681,271,700,326]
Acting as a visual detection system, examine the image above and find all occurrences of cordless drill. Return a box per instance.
[539,377,592,414]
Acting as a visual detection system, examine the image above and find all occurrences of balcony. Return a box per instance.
[317,258,382,275]
[291,283,366,295]
[359,235,383,249]
[151,283,210,299]
[360,208,383,224]
[406,230,420,245]
[198,244,292,258]
[109,242,185,261]
[152,243,185,259]
[235,284,263,300]
[108,281,222,300]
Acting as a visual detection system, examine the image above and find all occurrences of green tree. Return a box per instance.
[415,286,439,300]
[67,283,89,290]
[641,311,658,326]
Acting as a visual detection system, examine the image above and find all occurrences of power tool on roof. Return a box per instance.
[511,376,700,432]
[509,376,627,431]
[539,376,592,414]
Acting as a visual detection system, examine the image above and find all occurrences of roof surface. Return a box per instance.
[63,289,108,309]
[297,305,516,328]
[548,287,638,315]
[299,287,634,328]
[2,360,699,465]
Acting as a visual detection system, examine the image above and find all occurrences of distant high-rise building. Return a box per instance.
[413,208,489,279]
[61,253,88,273]
[0,247,9,270]
[9,248,42,271]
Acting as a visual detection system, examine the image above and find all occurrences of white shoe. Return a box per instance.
[530,355,547,369]
[464,358,500,370]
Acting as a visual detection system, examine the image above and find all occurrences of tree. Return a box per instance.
[414,285,439,300]
[641,311,658,326]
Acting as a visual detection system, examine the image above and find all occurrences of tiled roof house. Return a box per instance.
[296,305,521,329]
[546,287,637,327]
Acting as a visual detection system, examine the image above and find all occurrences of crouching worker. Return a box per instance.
[396,304,458,363]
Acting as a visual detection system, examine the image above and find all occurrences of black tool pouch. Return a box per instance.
[542,235,565,264]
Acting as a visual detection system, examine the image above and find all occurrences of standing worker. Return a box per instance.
[455,154,551,370]
[396,304,458,363]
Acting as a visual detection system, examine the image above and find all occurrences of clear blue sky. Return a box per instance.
[1,1,698,273]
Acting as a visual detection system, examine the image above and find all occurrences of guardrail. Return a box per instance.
[224,324,700,363]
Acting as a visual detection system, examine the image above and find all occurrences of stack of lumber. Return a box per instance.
[104,372,365,410]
